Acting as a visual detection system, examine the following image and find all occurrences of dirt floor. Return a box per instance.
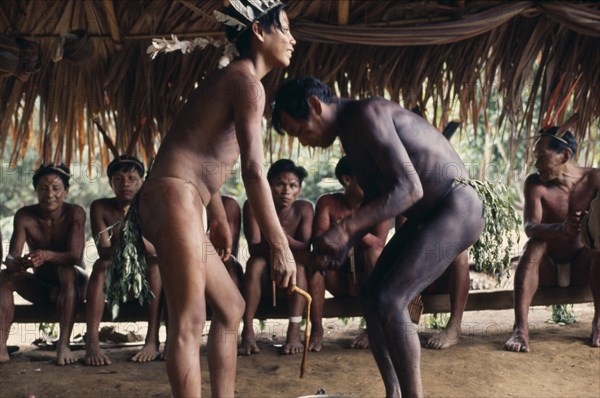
[1,303,598,398]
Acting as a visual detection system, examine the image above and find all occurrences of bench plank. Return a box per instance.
[11,286,593,323]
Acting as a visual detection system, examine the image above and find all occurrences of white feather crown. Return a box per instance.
[213,0,283,31]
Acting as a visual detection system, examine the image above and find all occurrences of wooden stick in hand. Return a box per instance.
[292,285,312,378]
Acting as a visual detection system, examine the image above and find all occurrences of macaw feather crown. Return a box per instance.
[213,0,283,31]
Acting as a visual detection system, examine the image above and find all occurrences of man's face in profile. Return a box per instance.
[533,137,566,183]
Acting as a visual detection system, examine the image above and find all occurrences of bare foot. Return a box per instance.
[283,322,304,355]
[308,326,323,352]
[0,346,10,363]
[238,337,260,356]
[131,343,159,362]
[504,326,530,352]
[425,323,461,350]
[56,346,77,366]
[592,316,600,347]
[350,330,369,349]
[85,342,112,366]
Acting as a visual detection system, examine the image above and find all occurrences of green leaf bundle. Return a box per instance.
[105,195,154,320]
[454,178,521,284]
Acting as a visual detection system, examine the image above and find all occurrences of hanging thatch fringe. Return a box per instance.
[1,1,598,170]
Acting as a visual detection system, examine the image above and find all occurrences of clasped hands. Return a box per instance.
[312,222,352,271]
[5,250,46,272]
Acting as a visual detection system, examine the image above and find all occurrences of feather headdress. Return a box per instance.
[539,74,581,144]
[214,0,283,31]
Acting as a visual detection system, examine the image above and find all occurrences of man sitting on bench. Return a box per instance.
[504,127,600,352]
[0,163,88,365]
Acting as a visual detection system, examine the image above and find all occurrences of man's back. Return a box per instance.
[338,98,468,220]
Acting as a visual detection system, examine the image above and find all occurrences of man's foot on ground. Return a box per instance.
[308,326,323,352]
[591,316,600,347]
[131,343,160,362]
[0,346,10,363]
[84,343,112,366]
[425,324,461,350]
[238,337,260,356]
[283,322,303,354]
[56,346,77,365]
[350,330,369,349]
[504,327,530,352]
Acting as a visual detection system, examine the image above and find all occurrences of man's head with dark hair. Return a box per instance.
[107,155,145,179]
[536,126,578,158]
[273,76,337,135]
[267,159,308,185]
[222,3,288,56]
[334,156,353,184]
[32,163,71,190]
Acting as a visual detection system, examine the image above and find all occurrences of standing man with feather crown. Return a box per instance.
[136,1,297,396]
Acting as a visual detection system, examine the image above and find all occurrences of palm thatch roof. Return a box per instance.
[1,0,599,170]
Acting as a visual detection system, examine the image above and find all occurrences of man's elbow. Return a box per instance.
[241,163,264,184]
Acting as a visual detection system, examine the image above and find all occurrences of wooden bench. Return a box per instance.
[11,286,593,323]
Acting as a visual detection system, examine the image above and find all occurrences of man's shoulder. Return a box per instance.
[14,205,38,220]
[294,199,314,211]
[91,197,116,210]
[316,192,344,205]
[64,202,86,217]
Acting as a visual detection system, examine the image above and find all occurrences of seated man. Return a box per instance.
[207,194,243,288]
[505,127,600,352]
[239,159,313,355]
[0,163,88,365]
[308,156,391,351]
[85,156,163,366]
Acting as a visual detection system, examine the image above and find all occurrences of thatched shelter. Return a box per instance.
[1,1,599,170]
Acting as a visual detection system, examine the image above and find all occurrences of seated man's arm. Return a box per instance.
[287,201,314,254]
[90,200,113,260]
[523,175,573,240]
[206,190,232,260]
[29,205,86,268]
[359,218,391,249]
[5,209,31,272]
[242,200,269,259]
[223,196,242,257]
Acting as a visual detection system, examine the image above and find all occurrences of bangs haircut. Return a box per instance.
[334,156,353,184]
[267,159,308,185]
[107,155,145,179]
[225,4,287,55]
[272,77,336,135]
[537,126,578,157]
[32,163,71,190]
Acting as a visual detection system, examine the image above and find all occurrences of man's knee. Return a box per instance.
[92,259,110,274]
[57,266,78,290]
[522,238,547,257]
[0,269,23,292]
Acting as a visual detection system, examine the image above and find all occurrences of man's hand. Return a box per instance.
[313,222,351,269]
[26,250,47,268]
[562,211,585,236]
[270,243,296,292]
[4,255,32,273]
[209,219,233,261]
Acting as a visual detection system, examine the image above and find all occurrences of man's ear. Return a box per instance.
[307,96,322,115]
[563,148,573,163]
[340,175,351,187]
[251,21,265,42]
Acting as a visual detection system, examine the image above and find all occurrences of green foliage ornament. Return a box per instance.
[454,178,521,283]
[104,196,154,320]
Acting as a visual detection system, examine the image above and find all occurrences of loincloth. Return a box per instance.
[141,175,209,230]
